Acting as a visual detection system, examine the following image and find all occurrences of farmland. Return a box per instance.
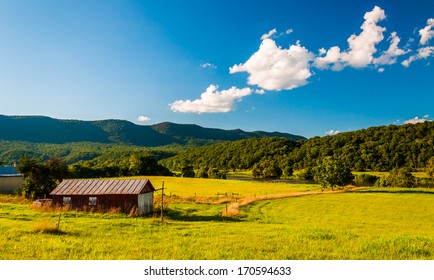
[1,177,434,260]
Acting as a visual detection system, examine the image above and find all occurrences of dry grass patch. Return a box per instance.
[222,202,240,217]
[0,194,28,204]
[32,219,62,234]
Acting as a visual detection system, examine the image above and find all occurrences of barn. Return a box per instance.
[0,166,23,194]
[50,178,155,215]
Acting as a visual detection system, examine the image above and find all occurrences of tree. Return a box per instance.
[181,165,195,178]
[375,168,416,188]
[17,156,69,199]
[252,160,282,179]
[295,167,315,180]
[314,157,354,190]
[196,167,209,178]
[393,168,415,188]
[282,165,294,178]
[426,156,434,178]
[207,168,226,179]
[128,153,172,176]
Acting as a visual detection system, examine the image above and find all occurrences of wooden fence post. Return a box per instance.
[56,213,61,231]
[161,181,164,222]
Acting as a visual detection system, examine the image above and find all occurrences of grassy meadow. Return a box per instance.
[144,176,322,197]
[1,176,434,260]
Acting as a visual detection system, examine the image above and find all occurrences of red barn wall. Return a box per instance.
[52,194,141,214]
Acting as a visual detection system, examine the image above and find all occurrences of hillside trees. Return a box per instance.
[287,122,434,171]
[160,122,434,182]
[181,165,195,178]
[68,153,172,178]
[0,140,177,166]
[426,157,434,178]
[160,137,300,174]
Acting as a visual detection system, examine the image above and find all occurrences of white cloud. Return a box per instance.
[314,6,387,70]
[419,18,434,45]
[260,28,293,41]
[261,29,277,40]
[137,115,151,122]
[170,85,252,113]
[200,63,217,69]
[402,46,434,67]
[325,130,341,136]
[314,46,345,70]
[230,38,314,91]
[318,48,327,55]
[255,89,265,94]
[373,32,408,65]
[378,67,385,72]
[402,18,434,67]
[404,116,431,124]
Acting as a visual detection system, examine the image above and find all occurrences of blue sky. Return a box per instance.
[0,0,432,138]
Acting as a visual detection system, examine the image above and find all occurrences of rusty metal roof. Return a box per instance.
[50,179,155,196]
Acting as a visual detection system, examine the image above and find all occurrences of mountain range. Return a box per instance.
[0,115,305,147]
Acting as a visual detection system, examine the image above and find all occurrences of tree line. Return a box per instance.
[160,137,301,177]
[161,122,434,176]
[0,140,178,165]
[289,122,434,172]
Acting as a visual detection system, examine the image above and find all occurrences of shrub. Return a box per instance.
[295,167,315,180]
[374,168,416,188]
[355,174,380,185]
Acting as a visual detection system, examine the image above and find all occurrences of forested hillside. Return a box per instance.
[160,137,300,175]
[288,122,434,171]
[0,141,176,165]
[0,115,304,147]
[161,122,434,174]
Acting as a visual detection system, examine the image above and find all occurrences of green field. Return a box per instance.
[144,176,322,197]
[1,177,434,260]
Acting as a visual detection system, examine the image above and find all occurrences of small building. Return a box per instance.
[50,179,155,215]
[0,166,23,194]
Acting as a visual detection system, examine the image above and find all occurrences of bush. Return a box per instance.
[374,168,416,188]
[355,174,380,185]
[207,168,226,179]
[295,167,315,180]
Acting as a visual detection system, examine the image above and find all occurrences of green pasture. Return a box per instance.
[1,182,433,260]
[353,171,430,178]
[144,176,321,197]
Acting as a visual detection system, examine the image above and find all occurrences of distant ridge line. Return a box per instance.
[0,115,305,147]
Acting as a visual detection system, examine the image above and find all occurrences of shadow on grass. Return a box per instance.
[350,189,434,195]
[166,209,242,222]
[32,228,69,235]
